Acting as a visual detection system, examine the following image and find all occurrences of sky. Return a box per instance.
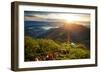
[24,11,90,28]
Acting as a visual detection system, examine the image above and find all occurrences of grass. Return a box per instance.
[24,36,90,61]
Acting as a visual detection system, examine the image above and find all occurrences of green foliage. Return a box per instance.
[25,36,39,49]
[24,36,90,61]
[37,39,60,52]
[67,48,90,59]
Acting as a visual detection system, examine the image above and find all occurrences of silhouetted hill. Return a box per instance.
[38,23,90,48]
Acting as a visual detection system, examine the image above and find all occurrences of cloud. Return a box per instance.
[24,11,90,23]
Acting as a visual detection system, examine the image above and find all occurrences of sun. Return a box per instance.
[57,14,80,24]
[66,15,77,23]
[64,15,80,23]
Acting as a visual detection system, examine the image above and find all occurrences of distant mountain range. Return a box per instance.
[25,21,90,48]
